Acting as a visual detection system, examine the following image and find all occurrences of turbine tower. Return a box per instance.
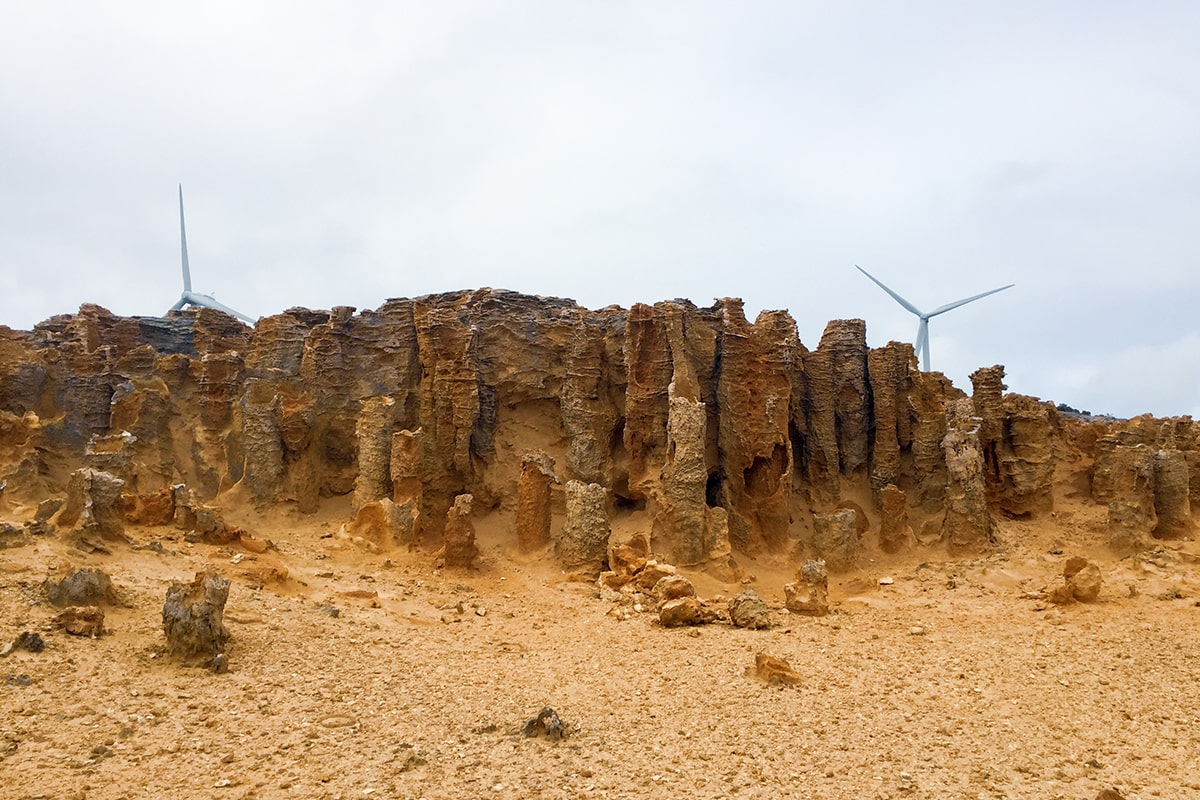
[168,185,255,325]
[855,264,1013,372]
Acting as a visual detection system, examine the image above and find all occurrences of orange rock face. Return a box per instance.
[0,292,1195,569]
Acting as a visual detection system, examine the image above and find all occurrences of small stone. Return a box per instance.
[44,568,120,608]
[878,576,894,586]
[651,574,696,605]
[909,626,926,636]
[14,632,44,653]
[728,590,772,629]
[522,706,567,741]
[658,597,716,627]
[746,652,802,686]
[475,607,487,617]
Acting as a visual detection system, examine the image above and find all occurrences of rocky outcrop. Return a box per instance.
[1,292,1193,567]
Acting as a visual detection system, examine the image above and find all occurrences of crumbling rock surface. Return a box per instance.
[747,652,802,686]
[785,560,829,616]
[556,481,609,572]
[728,590,772,629]
[55,606,106,637]
[162,571,231,663]
[1,293,1195,567]
[658,596,717,627]
[44,568,120,608]
[442,494,477,568]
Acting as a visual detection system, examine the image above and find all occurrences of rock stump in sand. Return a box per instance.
[811,508,858,571]
[556,481,610,572]
[54,468,126,541]
[443,493,477,568]
[162,571,230,665]
[44,568,120,608]
[879,484,913,553]
[785,560,829,616]
[516,450,556,552]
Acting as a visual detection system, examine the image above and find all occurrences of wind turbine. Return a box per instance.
[855,264,1013,372]
[168,185,255,325]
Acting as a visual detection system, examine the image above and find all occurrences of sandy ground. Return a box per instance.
[4,501,1200,800]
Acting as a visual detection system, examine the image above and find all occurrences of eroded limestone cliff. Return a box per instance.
[1,291,1194,569]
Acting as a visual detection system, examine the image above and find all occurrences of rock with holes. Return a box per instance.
[162,571,230,665]
[729,589,772,629]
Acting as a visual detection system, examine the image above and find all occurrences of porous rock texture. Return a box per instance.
[162,571,230,662]
[0,293,1196,573]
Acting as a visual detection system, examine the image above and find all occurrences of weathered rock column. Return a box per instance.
[162,571,230,668]
[353,396,395,511]
[811,508,859,571]
[942,399,994,553]
[1092,434,1156,552]
[1153,448,1193,540]
[54,468,126,541]
[556,481,610,572]
[390,428,424,547]
[879,484,913,553]
[239,379,284,507]
[443,494,477,568]
[660,387,718,565]
[517,450,556,552]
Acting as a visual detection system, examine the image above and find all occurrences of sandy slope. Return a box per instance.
[3,502,1200,800]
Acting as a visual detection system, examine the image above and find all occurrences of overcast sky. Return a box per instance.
[2,2,1198,419]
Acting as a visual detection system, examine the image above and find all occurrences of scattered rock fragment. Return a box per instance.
[162,571,231,665]
[0,522,24,549]
[784,560,830,616]
[1065,557,1102,602]
[522,706,568,741]
[728,590,772,629]
[746,652,802,686]
[44,567,121,608]
[652,574,696,605]
[1050,557,1103,604]
[13,632,44,653]
[658,596,717,627]
[1095,789,1127,800]
[54,606,106,637]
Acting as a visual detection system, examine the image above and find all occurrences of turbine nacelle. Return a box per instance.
[855,264,1013,372]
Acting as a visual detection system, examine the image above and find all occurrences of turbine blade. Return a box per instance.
[168,296,188,312]
[179,185,192,293]
[856,265,924,316]
[185,292,256,326]
[926,284,1014,318]
[915,318,929,371]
